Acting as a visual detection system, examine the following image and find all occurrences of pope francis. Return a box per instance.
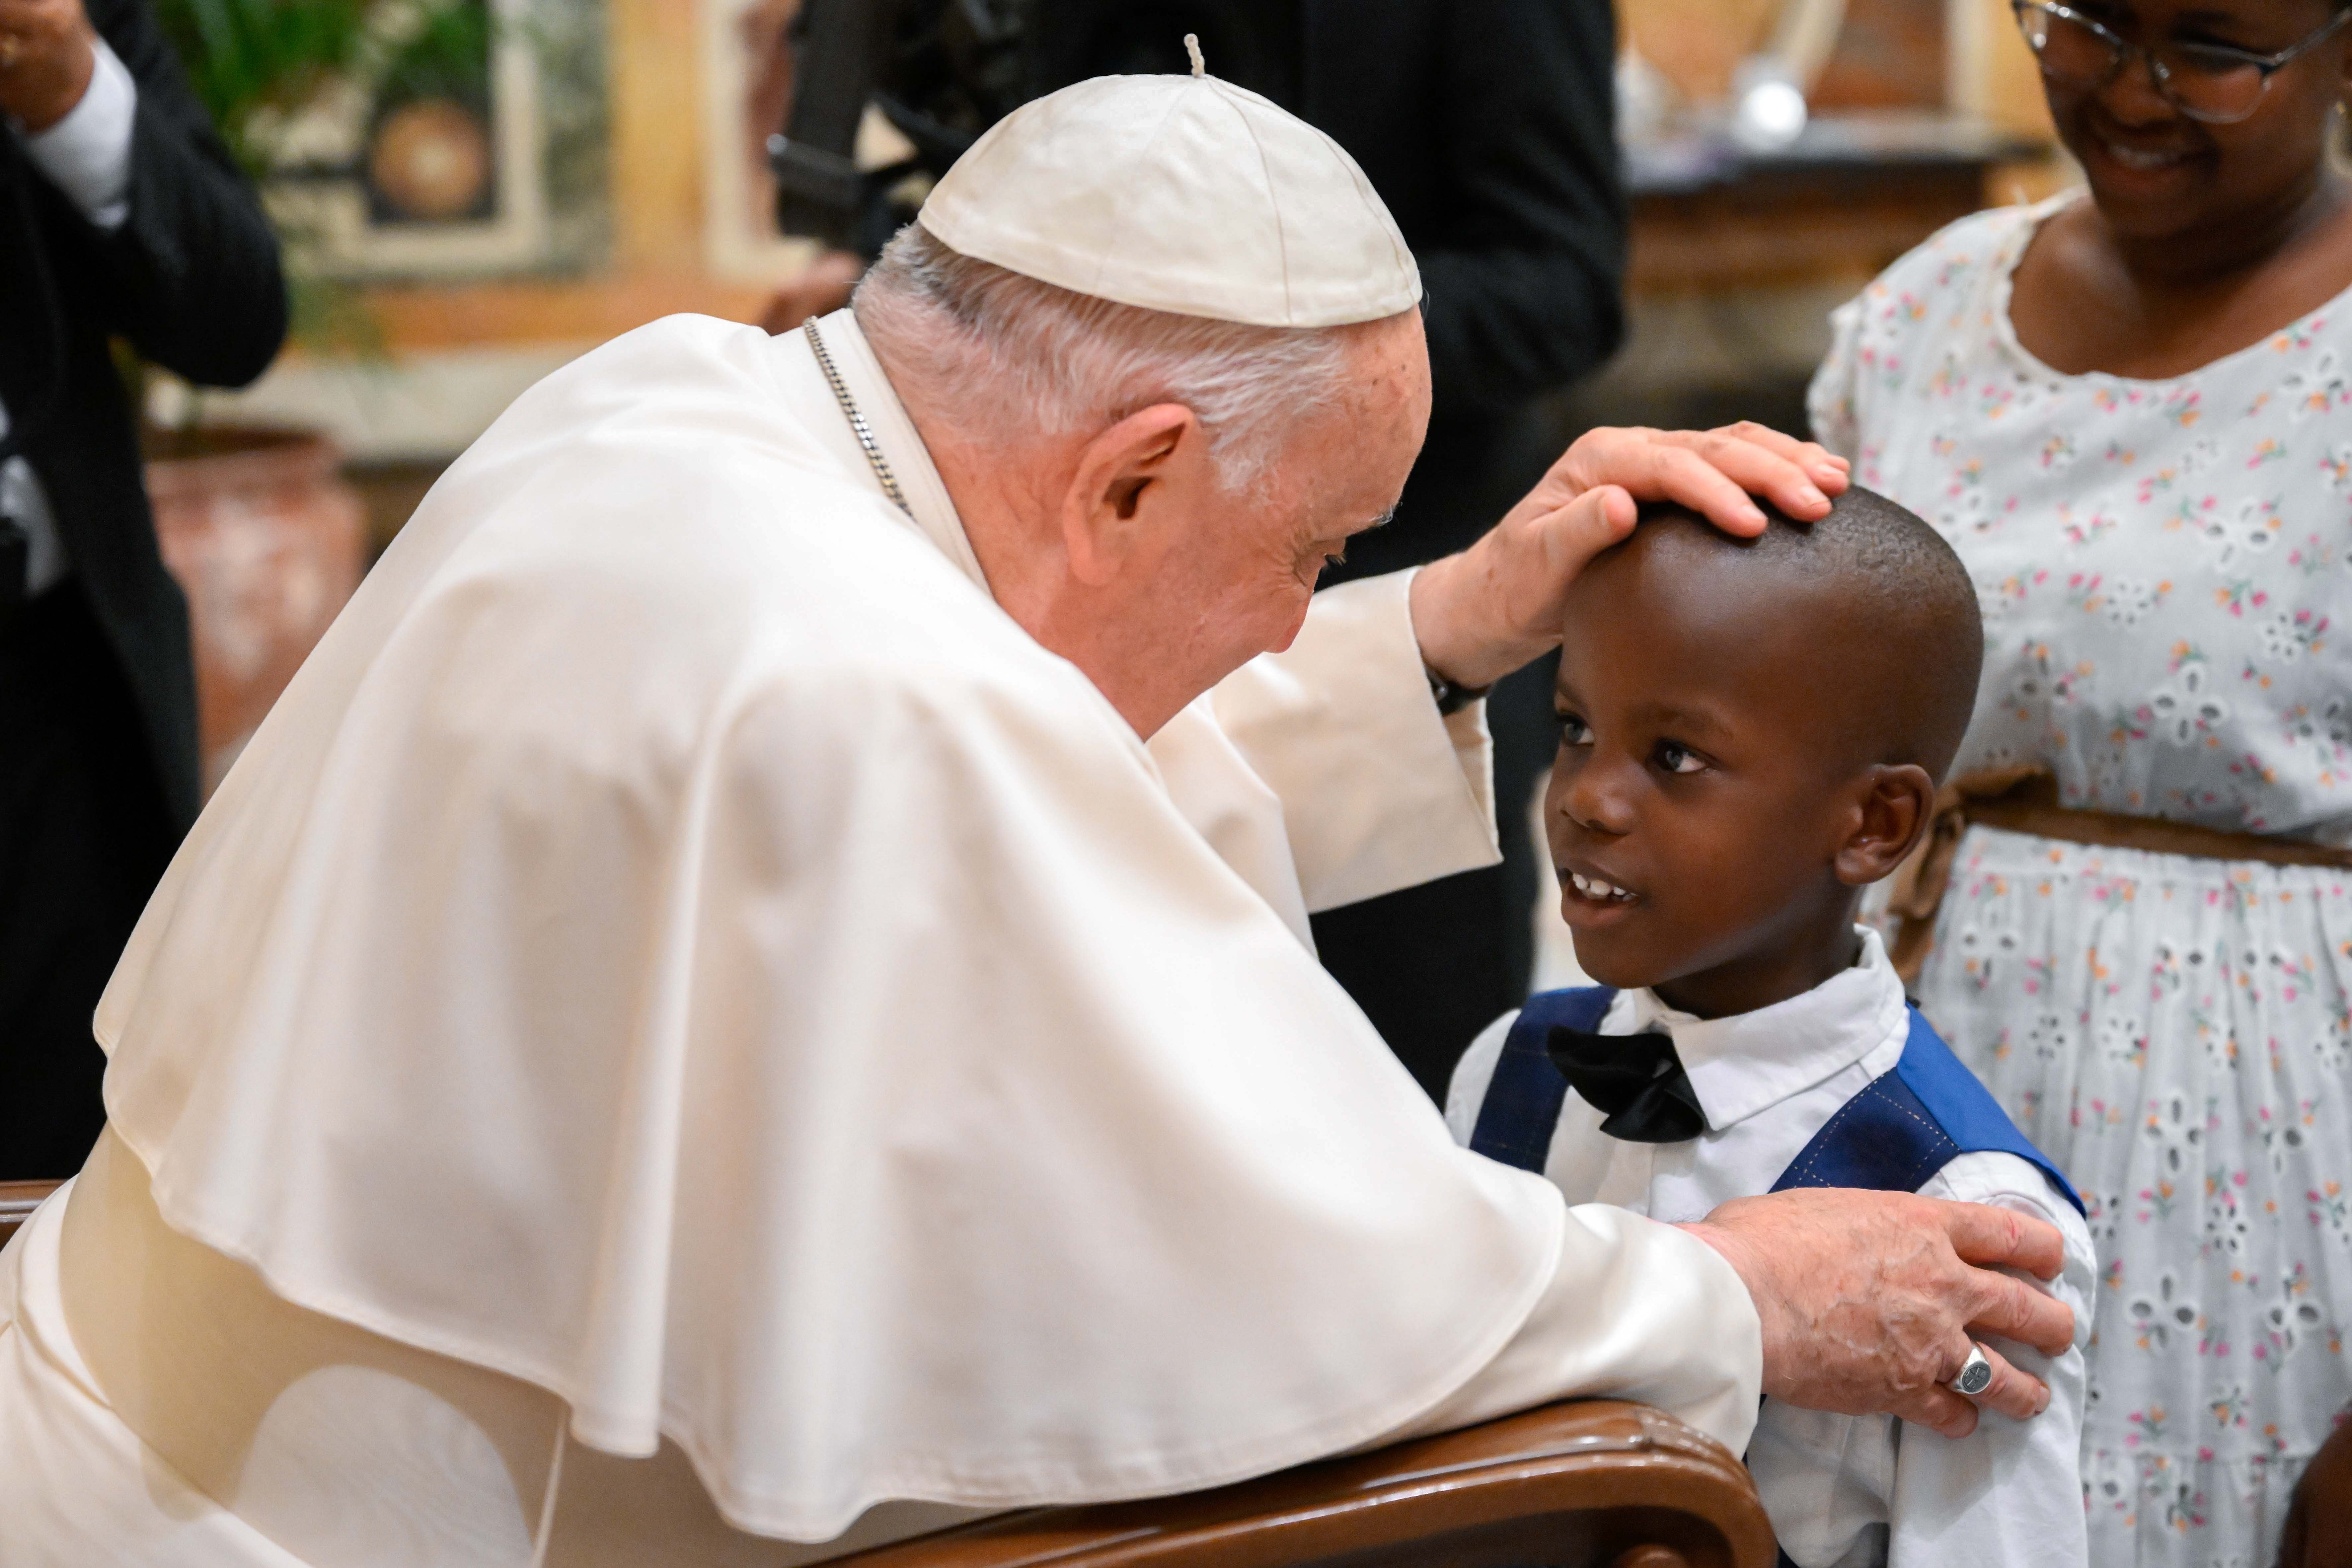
[0,60,2075,1568]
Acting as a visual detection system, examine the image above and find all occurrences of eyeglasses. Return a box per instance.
[2012,1,2352,124]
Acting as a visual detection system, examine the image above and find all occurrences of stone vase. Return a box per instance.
[144,428,366,794]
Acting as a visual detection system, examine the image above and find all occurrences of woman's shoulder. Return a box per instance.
[1843,197,2059,334]
[1810,199,2064,450]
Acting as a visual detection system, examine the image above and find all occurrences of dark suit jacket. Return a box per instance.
[0,0,286,830]
[1304,0,1623,419]
[1300,0,1624,575]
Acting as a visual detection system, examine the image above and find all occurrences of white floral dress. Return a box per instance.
[1811,193,2352,1568]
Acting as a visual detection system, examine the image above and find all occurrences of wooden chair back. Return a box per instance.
[835,1399,1776,1568]
[0,1175,1774,1568]
[0,1178,61,1251]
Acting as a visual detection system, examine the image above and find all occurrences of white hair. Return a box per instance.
[851,224,1377,493]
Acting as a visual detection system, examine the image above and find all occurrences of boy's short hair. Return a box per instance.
[1631,486,1983,782]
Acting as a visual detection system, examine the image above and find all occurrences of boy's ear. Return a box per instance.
[1834,764,1937,887]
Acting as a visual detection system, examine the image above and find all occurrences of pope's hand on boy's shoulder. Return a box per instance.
[1679,1187,2075,1441]
[1410,422,1853,690]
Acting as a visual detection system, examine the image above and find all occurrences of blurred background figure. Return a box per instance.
[2277,1413,2352,1568]
[763,0,1628,1097]
[0,0,283,1179]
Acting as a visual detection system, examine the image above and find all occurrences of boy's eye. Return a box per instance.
[1556,712,1592,746]
[1655,741,1705,775]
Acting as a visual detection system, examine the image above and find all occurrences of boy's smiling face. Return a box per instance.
[1545,511,1950,1019]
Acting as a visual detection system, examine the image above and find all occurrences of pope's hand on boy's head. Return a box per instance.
[1410,422,1851,690]
[1679,1188,2077,1440]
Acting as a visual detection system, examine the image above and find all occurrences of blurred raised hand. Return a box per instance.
[0,0,97,131]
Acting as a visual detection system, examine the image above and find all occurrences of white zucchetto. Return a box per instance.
[917,52,1421,329]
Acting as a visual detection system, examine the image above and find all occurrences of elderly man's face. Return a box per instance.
[917,307,1431,738]
[1142,311,1432,712]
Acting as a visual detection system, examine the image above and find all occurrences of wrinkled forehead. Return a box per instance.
[1271,313,1430,519]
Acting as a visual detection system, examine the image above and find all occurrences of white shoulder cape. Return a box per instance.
[94,315,1567,1541]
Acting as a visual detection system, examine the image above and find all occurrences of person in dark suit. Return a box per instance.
[1251,0,1624,1103]
[0,0,285,1177]
[765,0,1624,1099]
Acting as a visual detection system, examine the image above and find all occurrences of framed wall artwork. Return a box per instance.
[261,0,587,280]
[698,0,819,282]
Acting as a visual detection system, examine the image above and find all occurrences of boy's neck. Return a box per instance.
[1647,908,1866,1022]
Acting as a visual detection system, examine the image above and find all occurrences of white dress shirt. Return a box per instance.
[3,34,136,595]
[1447,928,2096,1568]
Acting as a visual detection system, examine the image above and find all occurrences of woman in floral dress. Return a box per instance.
[1808,2,2352,1561]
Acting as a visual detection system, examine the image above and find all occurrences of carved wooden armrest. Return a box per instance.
[0,1179,61,1251]
[837,1399,1775,1568]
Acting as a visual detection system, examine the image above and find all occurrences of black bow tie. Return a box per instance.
[1546,1027,1708,1144]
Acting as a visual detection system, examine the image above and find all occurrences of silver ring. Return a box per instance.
[1947,1342,1994,1398]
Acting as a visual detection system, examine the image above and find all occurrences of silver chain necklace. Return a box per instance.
[803,319,911,516]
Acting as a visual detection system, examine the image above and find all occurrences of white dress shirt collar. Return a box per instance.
[1622,927,1910,1132]
[802,308,993,594]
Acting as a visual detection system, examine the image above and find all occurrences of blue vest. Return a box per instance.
[1466,986,2084,1217]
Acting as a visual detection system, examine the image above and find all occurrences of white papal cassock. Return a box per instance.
[0,311,1761,1567]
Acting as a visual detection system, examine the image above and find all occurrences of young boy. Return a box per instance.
[1446,490,2095,1568]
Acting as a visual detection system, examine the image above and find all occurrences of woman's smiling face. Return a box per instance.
[2039,0,2352,241]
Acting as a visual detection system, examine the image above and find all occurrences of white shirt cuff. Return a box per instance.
[16,34,136,230]
[1207,568,1502,913]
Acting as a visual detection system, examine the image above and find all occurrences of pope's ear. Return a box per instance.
[1060,403,1199,585]
[1833,764,1935,887]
